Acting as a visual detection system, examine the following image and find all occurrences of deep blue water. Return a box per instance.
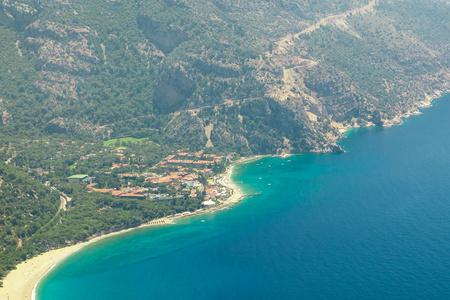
[38,95,450,299]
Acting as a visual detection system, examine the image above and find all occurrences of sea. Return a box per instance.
[37,94,450,299]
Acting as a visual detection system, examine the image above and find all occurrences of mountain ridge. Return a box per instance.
[0,0,447,154]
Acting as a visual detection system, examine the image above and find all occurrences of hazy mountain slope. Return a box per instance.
[0,0,448,154]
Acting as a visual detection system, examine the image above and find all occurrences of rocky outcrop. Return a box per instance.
[44,117,110,139]
[24,21,98,76]
[0,98,12,126]
[21,21,99,104]
[137,15,189,54]
[196,98,342,154]
[0,0,36,29]
[44,117,70,134]
[153,66,195,113]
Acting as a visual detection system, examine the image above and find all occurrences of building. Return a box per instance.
[67,174,91,183]
[119,193,146,199]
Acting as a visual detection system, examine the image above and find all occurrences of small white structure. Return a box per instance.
[202,200,215,206]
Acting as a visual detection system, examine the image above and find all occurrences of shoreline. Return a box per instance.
[335,90,446,135]
[2,93,448,300]
[0,215,173,300]
[0,156,257,300]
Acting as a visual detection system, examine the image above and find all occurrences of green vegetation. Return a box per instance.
[0,160,205,281]
[0,162,60,279]
[0,138,215,285]
[0,0,448,286]
[104,137,151,147]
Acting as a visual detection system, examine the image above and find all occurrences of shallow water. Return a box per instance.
[38,94,450,299]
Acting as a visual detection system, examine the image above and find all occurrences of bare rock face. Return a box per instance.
[0,0,36,29]
[22,21,99,103]
[45,117,70,134]
[24,21,99,75]
[137,15,189,54]
[44,117,109,138]
[0,98,12,126]
[153,66,195,113]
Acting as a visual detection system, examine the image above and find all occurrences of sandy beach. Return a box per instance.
[1,90,446,299]
[0,243,86,300]
[0,158,255,300]
[0,215,171,300]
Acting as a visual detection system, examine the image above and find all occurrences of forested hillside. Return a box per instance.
[0,155,205,284]
[0,0,448,286]
[0,0,447,153]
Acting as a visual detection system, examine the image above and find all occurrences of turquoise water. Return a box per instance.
[38,95,450,299]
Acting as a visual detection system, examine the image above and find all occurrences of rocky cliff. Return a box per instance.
[0,0,36,29]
